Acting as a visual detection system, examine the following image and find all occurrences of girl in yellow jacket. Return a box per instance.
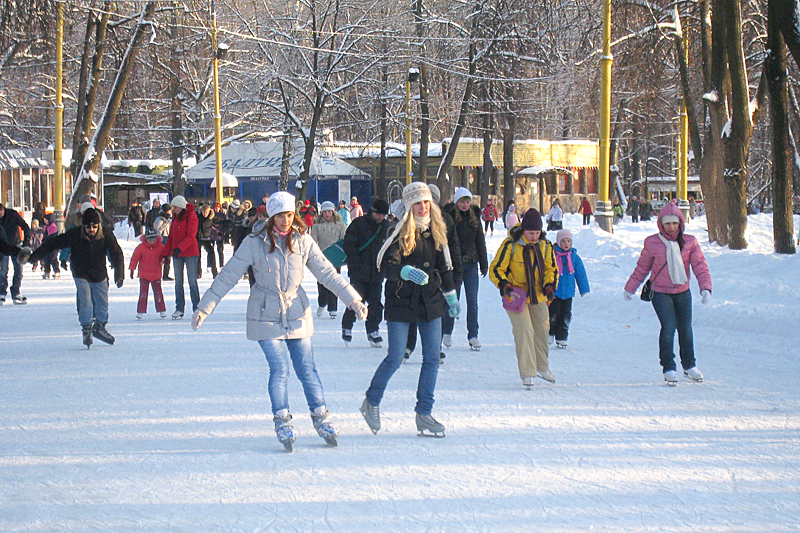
[489,208,558,388]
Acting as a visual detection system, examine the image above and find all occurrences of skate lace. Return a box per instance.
[417,413,443,431]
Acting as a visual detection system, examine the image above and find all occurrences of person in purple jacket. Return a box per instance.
[623,201,712,386]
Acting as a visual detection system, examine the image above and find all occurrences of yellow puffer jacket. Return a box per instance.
[489,225,557,304]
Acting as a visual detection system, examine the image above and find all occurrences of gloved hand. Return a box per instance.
[501,281,513,299]
[191,309,207,330]
[443,290,460,319]
[161,256,169,265]
[623,291,633,301]
[17,246,32,264]
[480,267,488,278]
[130,270,135,279]
[581,292,590,298]
[701,289,711,305]
[350,300,368,320]
[172,248,182,258]
[400,265,429,285]
[115,274,124,288]
[544,284,555,300]
[60,259,68,270]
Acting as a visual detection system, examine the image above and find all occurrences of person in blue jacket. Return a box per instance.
[549,229,590,349]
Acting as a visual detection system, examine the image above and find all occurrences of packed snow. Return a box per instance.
[2,213,799,532]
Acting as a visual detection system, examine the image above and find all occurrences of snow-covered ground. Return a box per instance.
[2,213,799,532]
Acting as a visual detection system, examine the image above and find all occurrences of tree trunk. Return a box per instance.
[767,0,796,253]
[436,42,477,187]
[480,85,493,202]
[502,118,515,209]
[721,0,752,250]
[774,0,800,71]
[169,1,185,195]
[67,2,158,217]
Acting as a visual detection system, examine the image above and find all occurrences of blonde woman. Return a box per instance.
[360,182,460,438]
[191,191,367,451]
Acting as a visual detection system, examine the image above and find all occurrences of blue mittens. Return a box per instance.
[400,265,429,285]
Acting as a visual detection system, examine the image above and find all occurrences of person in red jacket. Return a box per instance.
[578,196,593,225]
[480,198,498,235]
[130,227,167,319]
[161,195,200,320]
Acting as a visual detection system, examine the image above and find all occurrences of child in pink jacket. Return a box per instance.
[129,227,167,319]
[623,201,712,385]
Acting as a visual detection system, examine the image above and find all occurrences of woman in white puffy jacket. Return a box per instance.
[191,191,367,452]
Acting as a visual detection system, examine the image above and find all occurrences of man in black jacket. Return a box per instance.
[22,207,125,348]
[341,199,390,346]
[0,203,30,305]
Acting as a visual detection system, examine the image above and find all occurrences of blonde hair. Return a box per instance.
[396,202,448,256]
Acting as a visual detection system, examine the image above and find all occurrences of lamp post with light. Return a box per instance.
[405,65,420,184]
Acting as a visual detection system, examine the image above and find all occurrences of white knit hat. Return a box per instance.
[267,191,296,218]
[402,182,432,212]
[171,195,188,209]
[427,183,441,204]
[320,201,336,212]
[454,187,472,203]
[79,201,94,214]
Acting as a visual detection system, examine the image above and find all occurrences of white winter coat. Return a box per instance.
[310,212,347,251]
[197,222,360,340]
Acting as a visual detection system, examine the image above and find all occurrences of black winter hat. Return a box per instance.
[371,199,390,215]
[520,208,543,231]
[82,208,101,225]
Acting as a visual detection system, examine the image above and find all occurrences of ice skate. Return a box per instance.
[329,311,337,319]
[159,312,167,319]
[442,334,452,348]
[403,348,411,363]
[555,340,568,349]
[468,337,481,351]
[273,410,295,452]
[136,313,143,320]
[311,406,338,447]
[663,370,679,386]
[548,335,555,345]
[0,295,4,305]
[368,331,383,348]
[537,370,556,383]
[93,322,115,345]
[415,413,445,438]
[360,398,380,434]
[81,324,93,349]
[42,272,50,279]
[53,273,60,279]
[523,376,535,389]
[316,306,325,317]
[684,367,704,382]
[439,352,446,365]
[172,310,184,320]
[342,328,352,346]
[12,295,27,305]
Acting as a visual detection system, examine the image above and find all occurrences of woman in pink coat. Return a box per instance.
[623,201,712,385]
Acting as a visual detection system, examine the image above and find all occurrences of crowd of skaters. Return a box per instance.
[1,187,712,449]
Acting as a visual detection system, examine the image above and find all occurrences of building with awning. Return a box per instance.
[184,140,372,209]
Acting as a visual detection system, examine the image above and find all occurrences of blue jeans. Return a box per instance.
[74,277,109,326]
[366,318,442,415]
[651,290,696,372]
[258,337,326,415]
[0,254,23,298]
[173,255,200,313]
[442,262,480,339]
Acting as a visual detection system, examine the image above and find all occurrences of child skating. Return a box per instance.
[129,227,167,319]
[549,229,590,349]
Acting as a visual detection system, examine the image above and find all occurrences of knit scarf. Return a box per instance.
[658,233,687,285]
[554,249,574,274]
[413,214,431,230]
[523,240,545,300]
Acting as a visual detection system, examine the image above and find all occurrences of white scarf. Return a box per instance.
[658,234,688,285]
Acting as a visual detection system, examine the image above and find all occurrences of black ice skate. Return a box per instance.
[82,324,93,349]
[92,322,115,345]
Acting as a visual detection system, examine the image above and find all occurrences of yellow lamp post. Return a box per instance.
[211,0,228,206]
[596,0,614,232]
[54,0,65,232]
